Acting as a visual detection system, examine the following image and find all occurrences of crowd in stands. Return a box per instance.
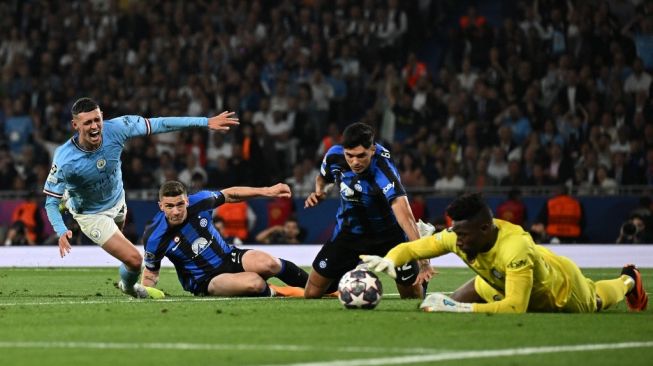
[1,0,653,197]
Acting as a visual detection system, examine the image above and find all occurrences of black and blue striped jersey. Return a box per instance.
[319,143,407,239]
[143,190,232,293]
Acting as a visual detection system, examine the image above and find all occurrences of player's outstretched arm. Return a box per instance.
[207,111,239,132]
[221,183,291,203]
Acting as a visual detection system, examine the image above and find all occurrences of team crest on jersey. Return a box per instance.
[96,159,106,170]
[200,218,208,227]
[491,268,504,279]
[191,237,209,256]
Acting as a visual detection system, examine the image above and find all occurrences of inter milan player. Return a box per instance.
[304,122,433,299]
[141,180,307,297]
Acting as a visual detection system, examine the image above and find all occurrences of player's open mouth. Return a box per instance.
[89,130,100,140]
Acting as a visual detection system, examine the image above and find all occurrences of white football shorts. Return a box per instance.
[67,194,128,246]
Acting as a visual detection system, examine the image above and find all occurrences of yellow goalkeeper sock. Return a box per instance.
[595,275,632,310]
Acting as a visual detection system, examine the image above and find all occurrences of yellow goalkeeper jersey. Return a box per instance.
[386,219,580,313]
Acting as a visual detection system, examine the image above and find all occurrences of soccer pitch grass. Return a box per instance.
[0,267,651,366]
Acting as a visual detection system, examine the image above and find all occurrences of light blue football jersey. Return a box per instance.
[43,115,207,236]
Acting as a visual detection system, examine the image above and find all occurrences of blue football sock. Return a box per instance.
[119,263,141,288]
[275,259,309,288]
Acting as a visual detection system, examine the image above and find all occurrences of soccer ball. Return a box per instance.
[337,268,383,309]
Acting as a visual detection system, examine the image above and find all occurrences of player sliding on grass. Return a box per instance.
[141,180,307,297]
[362,192,648,313]
[43,97,238,299]
[304,122,433,299]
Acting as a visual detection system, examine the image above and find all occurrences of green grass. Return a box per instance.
[0,267,651,366]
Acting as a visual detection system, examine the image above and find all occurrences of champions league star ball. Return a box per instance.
[337,269,383,309]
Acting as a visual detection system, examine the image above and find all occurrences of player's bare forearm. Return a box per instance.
[142,268,160,287]
[391,196,420,241]
[222,183,291,203]
[305,176,331,208]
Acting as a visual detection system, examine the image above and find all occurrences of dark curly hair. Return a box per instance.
[446,192,491,222]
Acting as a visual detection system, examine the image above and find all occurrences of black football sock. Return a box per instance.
[325,280,340,294]
[276,259,309,288]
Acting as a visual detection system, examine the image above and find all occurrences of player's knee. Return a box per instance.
[263,257,282,277]
[248,277,268,294]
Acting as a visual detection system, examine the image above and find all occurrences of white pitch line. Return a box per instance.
[0,294,403,307]
[269,341,653,366]
[0,341,443,355]
[0,296,289,307]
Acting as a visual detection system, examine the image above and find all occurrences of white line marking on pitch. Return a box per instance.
[267,341,653,366]
[0,294,403,307]
[0,341,443,355]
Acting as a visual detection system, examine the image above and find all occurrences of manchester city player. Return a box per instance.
[303,122,433,299]
[43,97,238,298]
[363,193,648,313]
[141,180,308,297]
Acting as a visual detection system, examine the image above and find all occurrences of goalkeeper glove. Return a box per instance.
[417,219,436,238]
[420,292,472,313]
[359,255,396,279]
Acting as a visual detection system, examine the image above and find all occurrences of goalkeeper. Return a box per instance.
[362,193,648,313]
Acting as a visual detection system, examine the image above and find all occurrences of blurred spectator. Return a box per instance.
[434,162,465,192]
[3,98,33,157]
[315,123,341,160]
[4,192,43,245]
[408,193,429,222]
[255,216,303,244]
[616,214,653,244]
[487,147,509,185]
[402,52,428,90]
[398,151,427,188]
[546,142,574,185]
[531,185,585,243]
[623,58,652,95]
[595,164,618,195]
[496,188,527,228]
[285,164,314,197]
[459,5,486,30]
[213,217,243,246]
[500,159,527,187]
[178,153,208,188]
[214,201,256,243]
